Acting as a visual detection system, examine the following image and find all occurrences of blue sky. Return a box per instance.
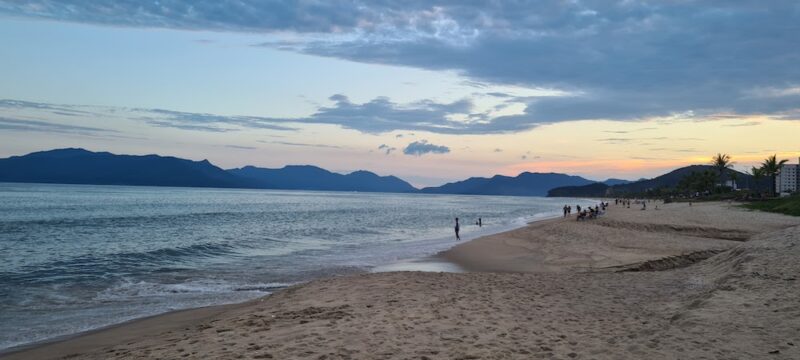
[1,1,799,186]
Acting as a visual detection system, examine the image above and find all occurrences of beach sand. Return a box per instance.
[4,201,800,359]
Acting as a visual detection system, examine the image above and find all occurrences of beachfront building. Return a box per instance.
[775,158,800,196]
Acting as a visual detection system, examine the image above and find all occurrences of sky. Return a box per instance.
[1,1,799,187]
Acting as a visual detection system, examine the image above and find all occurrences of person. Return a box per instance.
[478,218,482,227]
[563,205,568,218]
[642,202,646,210]
[576,205,581,213]
[454,217,461,241]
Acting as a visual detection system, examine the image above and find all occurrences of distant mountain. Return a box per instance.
[602,178,631,186]
[547,165,759,197]
[611,165,749,194]
[420,172,595,197]
[227,165,416,193]
[0,148,247,188]
[0,148,417,193]
[12,148,757,199]
[548,182,610,197]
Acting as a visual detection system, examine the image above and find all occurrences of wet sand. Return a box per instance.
[4,201,800,359]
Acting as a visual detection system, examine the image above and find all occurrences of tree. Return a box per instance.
[711,153,733,184]
[760,154,788,197]
[678,170,717,196]
[750,166,765,194]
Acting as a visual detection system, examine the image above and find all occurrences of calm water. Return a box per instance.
[0,183,596,350]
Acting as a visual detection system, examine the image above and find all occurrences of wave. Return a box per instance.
[0,211,256,229]
[0,242,244,285]
[94,279,292,301]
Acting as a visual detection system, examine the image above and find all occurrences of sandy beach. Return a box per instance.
[4,201,800,359]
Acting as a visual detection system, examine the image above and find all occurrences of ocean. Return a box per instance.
[0,182,597,350]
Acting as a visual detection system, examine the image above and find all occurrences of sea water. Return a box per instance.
[0,182,597,350]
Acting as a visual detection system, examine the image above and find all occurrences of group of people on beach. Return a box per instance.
[456,197,661,240]
[574,202,608,221]
[616,198,655,210]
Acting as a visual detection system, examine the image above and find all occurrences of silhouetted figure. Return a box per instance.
[455,218,461,241]
[563,205,568,217]
[478,218,482,227]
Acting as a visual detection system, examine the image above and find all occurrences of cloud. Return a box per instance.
[0,97,549,135]
[268,94,554,134]
[597,138,634,144]
[287,94,485,134]
[0,116,116,136]
[403,140,450,156]
[1,98,298,133]
[261,141,342,149]
[378,144,396,155]
[272,2,799,123]
[140,108,297,132]
[0,1,378,33]
[5,2,799,124]
[648,148,698,153]
[723,121,761,127]
[224,144,256,150]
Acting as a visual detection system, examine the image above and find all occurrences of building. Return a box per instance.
[776,158,800,195]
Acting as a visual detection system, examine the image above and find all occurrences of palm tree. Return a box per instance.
[711,153,733,185]
[750,166,764,194]
[760,154,788,197]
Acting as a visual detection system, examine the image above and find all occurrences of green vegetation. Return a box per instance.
[711,153,733,184]
[677,170,719,195]
[761,154,789,197]
[750,166,765,194]
[648,153,791,202]
[742,195,800,217]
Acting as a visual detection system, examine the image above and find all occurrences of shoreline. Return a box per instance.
[0,205,579,356]
[5,201,800,359]
[0,194,592,354]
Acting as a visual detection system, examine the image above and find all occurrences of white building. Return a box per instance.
[776,159,800,195]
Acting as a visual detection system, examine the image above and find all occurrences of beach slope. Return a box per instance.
[4,202,799,359]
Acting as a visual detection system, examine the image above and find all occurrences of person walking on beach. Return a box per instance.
[478,218,482,227]
[563,205,568,217]
[454,218,461,241]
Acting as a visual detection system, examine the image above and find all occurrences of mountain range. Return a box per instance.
[0,148,639,196]
[419,173,614,197]
[547,165,762,197]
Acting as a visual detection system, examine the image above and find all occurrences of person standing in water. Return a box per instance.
[478,218,482,227]
[454,218,461,240]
